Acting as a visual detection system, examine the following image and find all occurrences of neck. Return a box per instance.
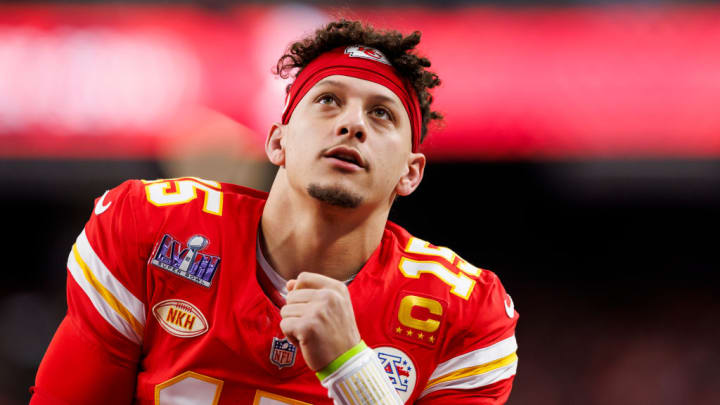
[260,177,389,281]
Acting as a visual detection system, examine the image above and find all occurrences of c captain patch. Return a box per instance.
[270,337,297,369]
[391,291,447,348]
[150,234,220,287]
[374,346,417,402]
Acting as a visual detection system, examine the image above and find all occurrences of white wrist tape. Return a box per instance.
[318,342,403,405]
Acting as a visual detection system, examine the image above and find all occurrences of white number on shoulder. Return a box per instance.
[400,237,484,300]
[143,177,223,216]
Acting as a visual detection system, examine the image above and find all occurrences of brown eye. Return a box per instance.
[317,94,337,105]
[371,107,392,121]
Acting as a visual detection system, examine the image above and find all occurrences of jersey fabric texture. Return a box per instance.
[32,178,519,405]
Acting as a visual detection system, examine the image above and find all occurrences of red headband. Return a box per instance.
[281,46,422,152]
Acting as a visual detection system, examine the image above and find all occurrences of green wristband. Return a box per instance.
[316,340,368,381]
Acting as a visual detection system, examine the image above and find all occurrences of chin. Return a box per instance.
[307,183,364,209]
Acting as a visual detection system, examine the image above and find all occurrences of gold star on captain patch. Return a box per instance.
[406,329,413,337]
[395,327,403,334]
[417,333,424,340]
[428,336,435,343]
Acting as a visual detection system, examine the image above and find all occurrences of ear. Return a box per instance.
[265,123,286,167]
[396,152,426,197]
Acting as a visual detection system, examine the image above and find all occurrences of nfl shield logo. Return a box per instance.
[270,337,297,369]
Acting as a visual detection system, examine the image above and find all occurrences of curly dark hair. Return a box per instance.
[274,19,442,143]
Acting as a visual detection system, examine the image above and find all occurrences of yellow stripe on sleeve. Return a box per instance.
[72,244,144,339]
[425,351,518,389]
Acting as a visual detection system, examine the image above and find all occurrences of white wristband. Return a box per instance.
[319,342,403,405]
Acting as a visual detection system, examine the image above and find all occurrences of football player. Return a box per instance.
[31,20,518,404]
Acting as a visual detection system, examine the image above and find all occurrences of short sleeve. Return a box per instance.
[65,180,148,364]
[417,270,518,403]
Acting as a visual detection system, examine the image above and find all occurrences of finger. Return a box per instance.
[279,303,307,319]
[285,288,317,304]
[285,334,299,348]
[279,317,312,345]
[279,319,300,347]
[294,272,345,292]
[286,279,297,291]
[279,317,297,338]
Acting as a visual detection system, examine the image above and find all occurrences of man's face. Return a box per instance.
[279,75,419,210]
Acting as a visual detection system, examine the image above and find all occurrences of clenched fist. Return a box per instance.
[279,272,362,371]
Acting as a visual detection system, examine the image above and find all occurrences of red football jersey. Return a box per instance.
[33,177,518,405]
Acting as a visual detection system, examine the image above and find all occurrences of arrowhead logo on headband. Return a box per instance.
[344,45,391,65]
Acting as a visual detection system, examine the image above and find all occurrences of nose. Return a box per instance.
[335,101,367,143]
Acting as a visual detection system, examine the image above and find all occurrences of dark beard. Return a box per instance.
[307,183,363,208]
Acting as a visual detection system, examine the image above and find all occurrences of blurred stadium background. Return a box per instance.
[2,0,720,404]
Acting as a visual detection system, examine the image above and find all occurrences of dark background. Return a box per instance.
[2,157,718,404]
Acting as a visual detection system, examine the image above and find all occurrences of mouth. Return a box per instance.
[323,146,366,170]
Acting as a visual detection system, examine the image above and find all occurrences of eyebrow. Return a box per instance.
[315,79,403,108]
[316,79,348,89]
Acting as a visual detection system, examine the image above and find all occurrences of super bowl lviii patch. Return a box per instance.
[151,234,220,288]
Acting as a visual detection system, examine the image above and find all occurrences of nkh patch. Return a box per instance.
[152,299,209,338]
[270,337,297,369]
[374,346,417,402]
[344,45,391,65]
[151,234,220,288]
